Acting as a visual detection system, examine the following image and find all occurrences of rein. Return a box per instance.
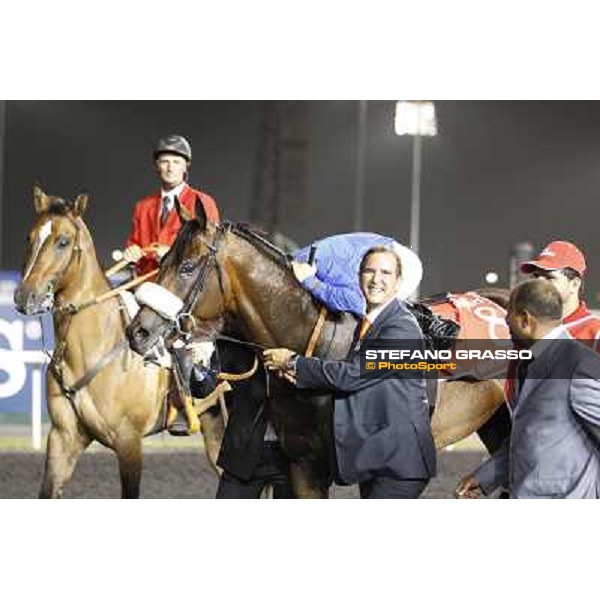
[142,221,329,383]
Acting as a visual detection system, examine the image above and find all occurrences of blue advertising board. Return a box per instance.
[0,271,53,414]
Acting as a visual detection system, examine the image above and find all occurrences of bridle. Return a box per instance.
[171,222,228,337]
[154,221,291,345]
[24,212,129,407]
[23,213,84,316]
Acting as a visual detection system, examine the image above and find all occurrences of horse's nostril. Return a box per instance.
[135,327,149,341]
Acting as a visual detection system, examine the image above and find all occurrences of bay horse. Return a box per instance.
[13,188,224,498]
[127,200,508,498]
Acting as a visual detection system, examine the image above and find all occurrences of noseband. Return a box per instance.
[176,223,226,333]
[23,214,83,314]
[136,223,227,339]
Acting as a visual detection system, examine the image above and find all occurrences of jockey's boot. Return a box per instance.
[183,394,201,435]
[168,399,200,436]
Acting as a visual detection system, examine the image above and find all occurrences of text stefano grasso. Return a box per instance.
[364,349,533,361]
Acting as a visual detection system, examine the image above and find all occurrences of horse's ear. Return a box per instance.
[33,185,50,214]
[175,196,195,223]
[194,195,207,231]
[72,193,89,217]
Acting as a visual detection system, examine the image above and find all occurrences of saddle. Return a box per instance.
[407,301,460,352]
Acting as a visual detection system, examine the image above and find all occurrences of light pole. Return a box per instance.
[354,100,368,231]
[394,101,437,297]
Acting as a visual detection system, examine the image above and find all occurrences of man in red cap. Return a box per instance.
[455,239,600,498]
[520,240,600,348]
[123,134,220,275]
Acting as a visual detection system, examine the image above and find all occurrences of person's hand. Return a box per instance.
[291,261,317,282]
[123,245,144,263]
[455,474,484,499]
[187,341,215,368]
[151,243,170,259]
[263,348,295,370]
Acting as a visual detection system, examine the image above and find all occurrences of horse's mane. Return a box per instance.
[162,218,202,269]
[164,218,291,271]
[231,223,290,269]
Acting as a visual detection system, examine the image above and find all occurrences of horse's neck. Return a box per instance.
[227,235,322,350]
[54,229,123,364]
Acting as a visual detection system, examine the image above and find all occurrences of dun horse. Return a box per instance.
[128,200,508,498]
[14,188,223,498]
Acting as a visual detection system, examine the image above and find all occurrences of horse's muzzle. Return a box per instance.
[126,308,171,356]
[14,283,54,316]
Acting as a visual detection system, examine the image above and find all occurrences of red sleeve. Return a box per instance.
[126,202,142,248]
[200,192,220,222]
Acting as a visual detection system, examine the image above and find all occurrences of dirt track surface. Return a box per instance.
[0,448,488,499]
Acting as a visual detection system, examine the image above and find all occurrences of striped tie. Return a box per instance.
[160,196,172,225]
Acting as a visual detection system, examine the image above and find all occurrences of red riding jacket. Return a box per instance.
[126,183,220,275]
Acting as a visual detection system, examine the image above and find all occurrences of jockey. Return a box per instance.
[291,232,423,315]
[502,240,600,409]
[123,134,220,275]
[521,240,600,347]
[123,135,220,436]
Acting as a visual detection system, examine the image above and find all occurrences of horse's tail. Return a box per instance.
[475,287,511,309]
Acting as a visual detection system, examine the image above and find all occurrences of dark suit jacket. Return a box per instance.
[476,331,600,498]
[296,298,437,485]
[202,342,269,481]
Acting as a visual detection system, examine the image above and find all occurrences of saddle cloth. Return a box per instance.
[430,292,511,380]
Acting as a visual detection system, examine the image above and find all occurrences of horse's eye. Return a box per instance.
[56,235,70,248]
[179,260,197,277]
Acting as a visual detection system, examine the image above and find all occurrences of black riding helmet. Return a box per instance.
[153,135,192,163]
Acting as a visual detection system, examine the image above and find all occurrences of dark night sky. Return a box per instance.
[1,100,600,303]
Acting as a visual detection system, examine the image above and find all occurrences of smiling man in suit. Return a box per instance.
[264,246,436,499]
[456,279,600,499]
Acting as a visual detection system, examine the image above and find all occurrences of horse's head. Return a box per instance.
[14,186,89,315]
[127,197,230,355]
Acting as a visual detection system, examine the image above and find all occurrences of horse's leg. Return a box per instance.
[39,424,91,499]
[289,460,329,499]
[116,436,143,499]
[199,409,225,476]
[431,380,506,450]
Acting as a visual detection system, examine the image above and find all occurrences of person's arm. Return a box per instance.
[570,353,600,448]
[291,247,365,314]
[199,192,220,222]
[470,438,510,496]
[125,202,142,249]
[299,274,366,315]
[123,203,145,264]
[296,317,423,394]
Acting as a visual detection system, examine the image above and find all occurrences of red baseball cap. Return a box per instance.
[520,240,586,276]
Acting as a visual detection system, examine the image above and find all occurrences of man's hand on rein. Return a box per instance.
[123,245,144,263]
[151,243,170,259]
[263,348,296,370]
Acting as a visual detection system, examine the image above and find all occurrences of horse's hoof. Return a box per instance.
[168,422,192,436]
